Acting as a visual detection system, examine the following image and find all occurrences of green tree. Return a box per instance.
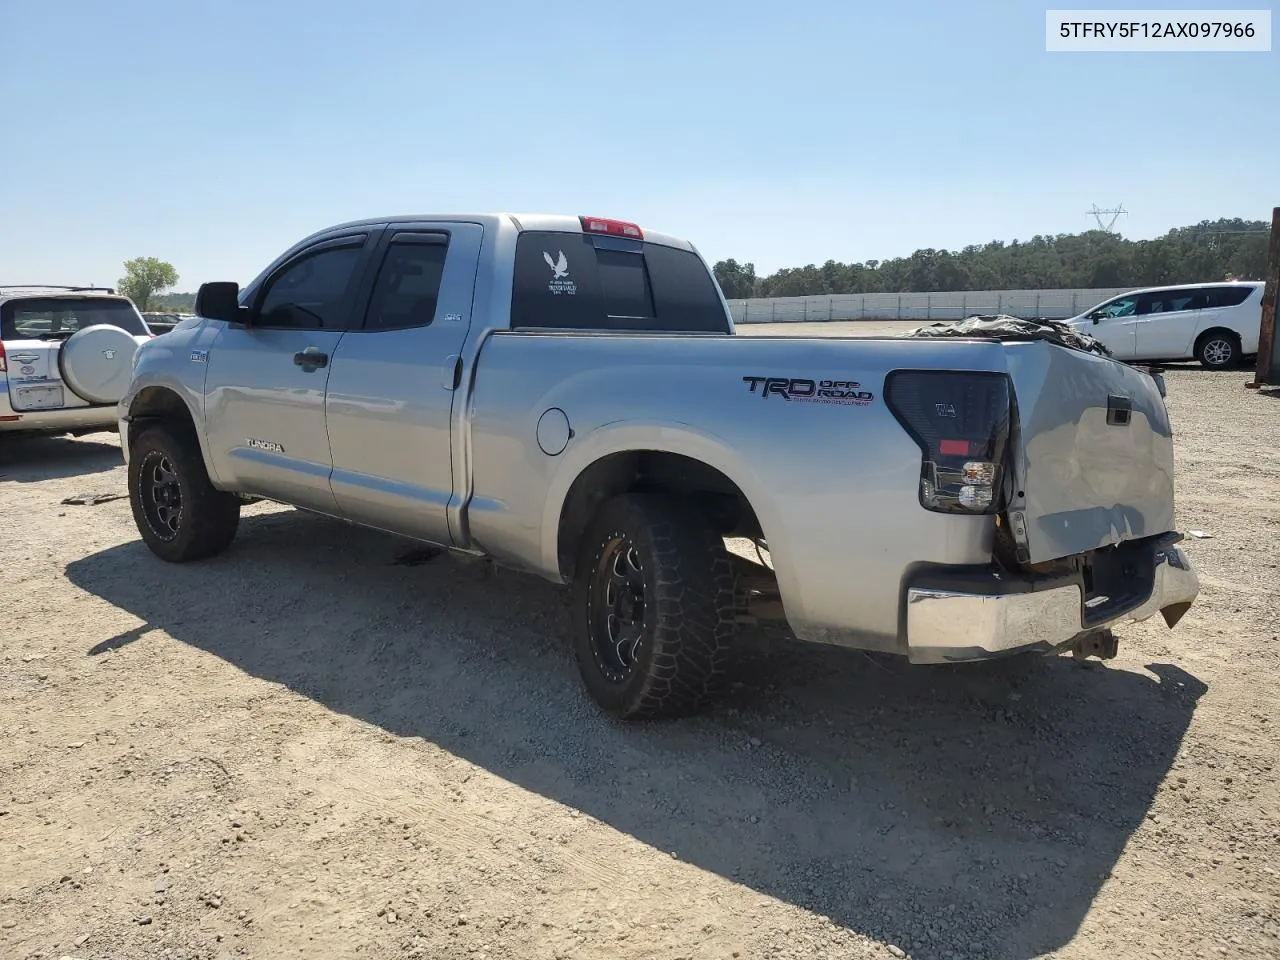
[118,257,179,311]
[712,259,759,300]
[722,217,1270,298]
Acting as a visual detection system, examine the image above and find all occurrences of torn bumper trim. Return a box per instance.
[905,542,1199,665]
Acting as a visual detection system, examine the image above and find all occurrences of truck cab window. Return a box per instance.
[511,231,730,333]
[257,245,362,330]
[596,249,655,320]
[364,238,449,331]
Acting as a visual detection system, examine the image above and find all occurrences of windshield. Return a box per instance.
[0,297,149,340]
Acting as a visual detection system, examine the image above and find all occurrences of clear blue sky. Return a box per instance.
[1,0,1275,290]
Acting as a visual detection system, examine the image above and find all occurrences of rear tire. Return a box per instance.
[128,424,240,562]
[571,493,736,720]
[1195,330,1241,370]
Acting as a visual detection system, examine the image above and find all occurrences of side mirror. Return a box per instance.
[195,281,246,324]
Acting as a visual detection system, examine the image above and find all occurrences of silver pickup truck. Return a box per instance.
[118,213,1200,719]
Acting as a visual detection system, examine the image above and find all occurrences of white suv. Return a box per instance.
[1066,280,1264,369]
[0,286,153,437]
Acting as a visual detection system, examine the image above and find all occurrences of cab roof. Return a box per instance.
[296,213,695,253]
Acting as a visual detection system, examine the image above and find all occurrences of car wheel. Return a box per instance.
[1195,331,1240,370]
[128,423,240,562]
[572,493,736,720]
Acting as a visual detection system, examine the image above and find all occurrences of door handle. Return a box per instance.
[294,347,328,370]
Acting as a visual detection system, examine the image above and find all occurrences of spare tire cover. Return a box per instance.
[59,324,142,404]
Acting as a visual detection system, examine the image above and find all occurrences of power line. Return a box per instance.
[1087,204,1128,233]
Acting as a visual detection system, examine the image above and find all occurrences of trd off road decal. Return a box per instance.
[543,250,576,296]
[742,376,874,405]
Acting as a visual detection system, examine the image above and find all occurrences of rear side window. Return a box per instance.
[1,297,149,340]
[511,232,729,333]
[1205,285,1256,308]
[1138,289,1209,315]
[364,234,449,330]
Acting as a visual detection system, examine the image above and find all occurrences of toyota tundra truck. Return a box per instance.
[117,214,1200,719]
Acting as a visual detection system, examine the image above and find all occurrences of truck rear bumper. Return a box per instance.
[904,537,1199,665]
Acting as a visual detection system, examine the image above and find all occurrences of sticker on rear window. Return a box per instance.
[543,250,576,296]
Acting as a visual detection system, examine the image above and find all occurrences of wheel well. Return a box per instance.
[556,451,764,579]
[1196,327,1240,348]
[127,387,197,446]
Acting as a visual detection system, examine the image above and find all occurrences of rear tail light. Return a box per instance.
[580,216,644,240]
[0,340,6,372]
[885,371,1013,515]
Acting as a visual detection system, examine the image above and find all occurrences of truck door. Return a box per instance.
[203,233,375,513]
[323,222,484,545]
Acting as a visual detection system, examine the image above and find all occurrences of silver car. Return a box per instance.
[118,214,1201,720]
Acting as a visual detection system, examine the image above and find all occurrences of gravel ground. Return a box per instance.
[1,365,1277,960]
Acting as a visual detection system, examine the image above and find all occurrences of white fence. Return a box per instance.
[727,287,1134,324]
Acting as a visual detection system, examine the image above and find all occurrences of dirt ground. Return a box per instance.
[1,360,1278,960]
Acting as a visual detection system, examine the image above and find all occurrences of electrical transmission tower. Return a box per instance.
[1087,204,1128,234]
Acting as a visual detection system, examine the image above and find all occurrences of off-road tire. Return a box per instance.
[1195,330,1241,370]
[128,423,240,562]
[571,493,737,720]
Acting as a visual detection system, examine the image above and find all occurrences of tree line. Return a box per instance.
[712,218,1271,299]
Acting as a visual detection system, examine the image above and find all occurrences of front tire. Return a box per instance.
[571,493,736,720]
[1196,330,1241,370]
[128,424,240,562]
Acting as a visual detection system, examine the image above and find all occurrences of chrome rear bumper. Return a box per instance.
[905,541,1199,664]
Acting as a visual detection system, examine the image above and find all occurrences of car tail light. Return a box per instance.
[0,340,6,372]
[580,216,644,240]
[885,371,1012,515]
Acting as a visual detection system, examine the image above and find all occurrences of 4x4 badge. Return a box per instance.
[190,350,208,364]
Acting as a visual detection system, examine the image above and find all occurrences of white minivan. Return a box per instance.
[1066,280,1265,369]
